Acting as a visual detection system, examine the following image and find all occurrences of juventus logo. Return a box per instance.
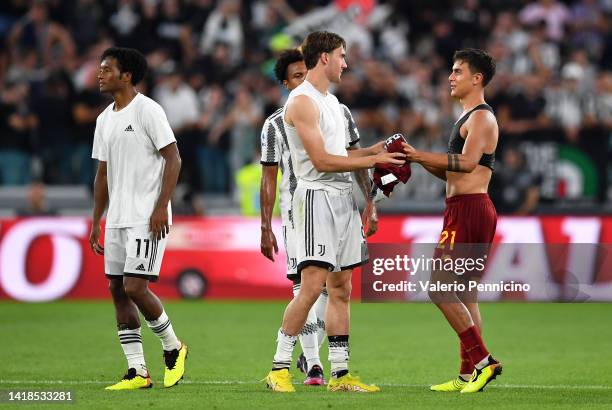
[318,244,326,256]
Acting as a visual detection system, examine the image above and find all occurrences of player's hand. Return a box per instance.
[89,223,104,255]
[362,201,379,237]
[150,206,170,240]
[261,227,279,261]
[369,140,386,154]
[374,151,406,166]
[402,142,418,161]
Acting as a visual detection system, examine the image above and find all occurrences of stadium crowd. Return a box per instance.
[0,0,610,213]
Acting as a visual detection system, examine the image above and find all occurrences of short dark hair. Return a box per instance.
[101,47,148,85]
[274,49,304,83]
[301,31,346,70]
[453,48,496,87]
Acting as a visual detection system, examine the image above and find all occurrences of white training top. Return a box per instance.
[92,93,176,228]
[283,80,353,190]
[260,103,360,222]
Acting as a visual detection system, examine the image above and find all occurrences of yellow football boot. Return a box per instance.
[263,368,296,392]
[105,368,152,390]
[461,362,503,393]
[164,342,188,388]
[327,373,380,393]
[430,376,468,392]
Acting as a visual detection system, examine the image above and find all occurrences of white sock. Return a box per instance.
[294,284,322,372]
[460,373,472,381]
[272,328,297,369]
[475,354,493,370]
[328,335,349,378]
[146,310,181,351]
[118,327,147,376]
[314,289,328,348]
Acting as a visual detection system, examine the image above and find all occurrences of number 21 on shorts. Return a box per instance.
[437,230,456,250]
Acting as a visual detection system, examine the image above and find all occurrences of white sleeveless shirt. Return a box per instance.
[283,80,352,190]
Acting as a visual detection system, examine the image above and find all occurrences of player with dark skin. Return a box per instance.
[89,55,182,326]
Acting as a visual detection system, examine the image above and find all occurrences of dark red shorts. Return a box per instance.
[440,193,497,245]
[433,194,497,276]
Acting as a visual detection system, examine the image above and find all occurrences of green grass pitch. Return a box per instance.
[1,301,611,409]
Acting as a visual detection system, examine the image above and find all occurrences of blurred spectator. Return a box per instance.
[155,0,194,64]
[0,81,36,185]
[7,0,76,70]
[71,76,107,186]
[199,0,244,65]
[154,68,199,133]
[66,0,104,55]
[544,63,591,142]
[570,0,604,58]
[490,147,541,215]
[154,67,200,187]
[514,20,560,76]
[31,71,74,183]
[585,71,612,129]
[497,75,549,135]
[209,87,262,188]
[17,182,57,216]
[519,0,571,42]
[0,0,608,207]
[109,0,157,54]
[196,84,230,193]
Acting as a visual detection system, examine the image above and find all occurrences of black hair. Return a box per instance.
[101,47,148,86]
[273,49,304,83]
[453,48,496,87]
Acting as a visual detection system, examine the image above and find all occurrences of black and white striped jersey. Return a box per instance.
[260,102,360,223]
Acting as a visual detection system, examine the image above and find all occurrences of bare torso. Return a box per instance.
[446,111,498,197]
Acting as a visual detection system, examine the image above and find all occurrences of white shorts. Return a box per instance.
[292,186,368,274]
[282,223,298,281]
[104,226,167,282]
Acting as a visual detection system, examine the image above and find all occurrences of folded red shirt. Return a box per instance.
[373,134,411,197]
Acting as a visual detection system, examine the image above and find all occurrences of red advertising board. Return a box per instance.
[0,216,610,302]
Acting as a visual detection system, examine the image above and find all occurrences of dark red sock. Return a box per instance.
[459,342,473,375]
[458,326,489,366]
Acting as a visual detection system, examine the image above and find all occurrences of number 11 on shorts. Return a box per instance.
[136,238,150,258]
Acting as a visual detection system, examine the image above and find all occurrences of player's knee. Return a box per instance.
[428,289,450,305]
[108,278,126,298]
[296,283,321,305]
[328,281,351,304]
[123,280,147,300]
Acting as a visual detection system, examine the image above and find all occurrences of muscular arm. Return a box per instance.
[287,95,404,172]
[260,165,279,260]
[347,143,379,236]
[150,142,182,239]
[89,160,108,255]
[92,161,109,226]
[422,164,447,181]
[346,142,383,158]
[405,111,496,174]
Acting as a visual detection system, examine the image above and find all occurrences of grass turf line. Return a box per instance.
[1,301,611,409]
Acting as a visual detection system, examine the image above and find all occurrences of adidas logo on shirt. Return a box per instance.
[135,264,146,271]
[125,125,134,132]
